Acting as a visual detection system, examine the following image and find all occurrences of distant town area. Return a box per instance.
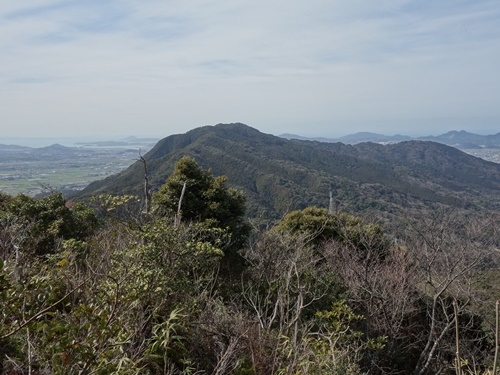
[464,148,500,163]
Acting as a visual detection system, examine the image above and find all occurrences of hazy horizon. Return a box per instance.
[1,2,499,138]
[1,125,498,148]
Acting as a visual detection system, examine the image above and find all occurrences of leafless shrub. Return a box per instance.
[404,210,499,374]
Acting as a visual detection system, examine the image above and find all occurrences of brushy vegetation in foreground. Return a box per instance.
[1,158,499,374]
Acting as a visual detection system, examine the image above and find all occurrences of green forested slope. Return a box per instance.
[75,123,500,221]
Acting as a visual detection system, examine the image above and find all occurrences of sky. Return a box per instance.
[1,0,499,140]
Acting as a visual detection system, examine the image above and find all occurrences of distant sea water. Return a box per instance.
[0,136,140,148]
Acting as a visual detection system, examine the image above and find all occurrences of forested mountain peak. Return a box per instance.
[75,123,500,223]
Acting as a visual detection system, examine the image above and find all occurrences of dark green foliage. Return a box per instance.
[275,206,388,255]
[0,192,13,210]
[153,156,250,249]
[0,210,227,374]
[1,193,101,255]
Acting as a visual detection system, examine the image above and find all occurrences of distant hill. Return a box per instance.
[75,123,500,224]
[280,130,500,149]
[418,130,500,149]
[32,144,82,156]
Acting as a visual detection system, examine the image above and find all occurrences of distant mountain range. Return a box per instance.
[280,130,500,149]
[75,123,500,224]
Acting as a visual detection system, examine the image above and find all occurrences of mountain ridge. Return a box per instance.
[75,123,500,223]
[281,130,500,149]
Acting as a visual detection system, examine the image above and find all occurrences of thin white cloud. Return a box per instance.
[0,0,499,137]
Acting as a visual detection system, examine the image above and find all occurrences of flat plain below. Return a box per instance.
[0,141,156,196]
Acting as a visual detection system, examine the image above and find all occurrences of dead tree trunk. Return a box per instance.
[138,152,151,215]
